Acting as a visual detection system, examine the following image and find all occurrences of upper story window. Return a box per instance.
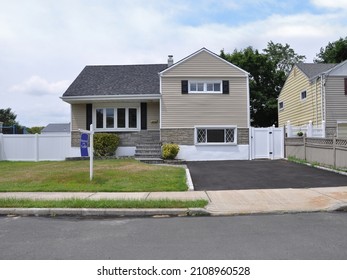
[182,80,229,94]
[95,107,138,130]
[300,90,307,100]
[189,81,222,93]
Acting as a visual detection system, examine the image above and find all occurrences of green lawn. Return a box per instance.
[0,159,187,192]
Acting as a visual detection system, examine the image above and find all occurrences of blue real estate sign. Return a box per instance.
[80,133,89,157]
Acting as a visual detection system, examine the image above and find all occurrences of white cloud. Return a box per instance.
[311,0,347,10]
[1,0,347,127]
[9,76,70,96]
[6,76,70,127]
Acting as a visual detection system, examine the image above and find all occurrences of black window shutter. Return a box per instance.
[141,102,147,130]
[345,78,347,95]
[86,104,92,129]
[222,80,229,94]
[181,80,188,94]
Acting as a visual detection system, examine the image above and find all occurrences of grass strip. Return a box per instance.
[0,198,208,209]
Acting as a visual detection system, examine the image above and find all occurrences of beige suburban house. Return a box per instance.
[62,48,250,160]
[278,60,347,138]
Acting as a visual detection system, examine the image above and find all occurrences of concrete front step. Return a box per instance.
[135,158,164,164]
[135,142,162,160]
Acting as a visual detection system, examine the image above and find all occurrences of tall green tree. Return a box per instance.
[221,47,279,127]
[221,42,305,127]
[314,36,347,63]
[0,108,19,126]
[263,41,306,75]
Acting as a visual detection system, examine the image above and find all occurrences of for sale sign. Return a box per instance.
[80,133,89,157]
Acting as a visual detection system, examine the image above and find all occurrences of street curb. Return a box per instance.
[0,207,210,217]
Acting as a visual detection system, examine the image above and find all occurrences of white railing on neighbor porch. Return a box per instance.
[0,133,76,161]
[286,121,325,138]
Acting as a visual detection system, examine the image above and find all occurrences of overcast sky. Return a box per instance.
[1,0,347,127]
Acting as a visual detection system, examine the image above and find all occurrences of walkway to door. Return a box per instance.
[187,160,347,191]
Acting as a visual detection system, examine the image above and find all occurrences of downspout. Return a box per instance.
[315,77,318,126]
[320,75,325,123]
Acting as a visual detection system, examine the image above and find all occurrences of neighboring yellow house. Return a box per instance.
[278,60,347,138]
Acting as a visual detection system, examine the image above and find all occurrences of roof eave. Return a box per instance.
[61,94,161,104]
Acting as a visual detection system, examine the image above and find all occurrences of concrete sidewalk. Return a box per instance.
[1,186,347,217]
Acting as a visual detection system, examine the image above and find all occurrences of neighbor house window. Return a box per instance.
[196,127,236,144]
[189,81,222,93]
[279,101,284,110]
[301,90,307,100]
[95,107,138,130]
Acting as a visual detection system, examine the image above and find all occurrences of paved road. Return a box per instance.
[187,160,347,190]
[1,212,347,259]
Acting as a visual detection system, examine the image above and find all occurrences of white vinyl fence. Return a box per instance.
[286,121,325,138]
[250,126,284,160]
[0,133,77,161]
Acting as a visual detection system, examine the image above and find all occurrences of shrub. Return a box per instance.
[93,133,120,157]
[162,143,180,160]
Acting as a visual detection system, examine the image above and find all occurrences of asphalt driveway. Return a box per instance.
[187,160,347,191]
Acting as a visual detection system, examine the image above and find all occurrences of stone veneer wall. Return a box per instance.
[237,128,249,145]
[160,128,195,145]
[71,130,160,147]
[160,127,249,145]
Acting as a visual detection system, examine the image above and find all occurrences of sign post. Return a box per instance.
[79,124,94,181]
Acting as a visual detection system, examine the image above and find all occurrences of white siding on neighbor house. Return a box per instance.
[71,104,86,131]
[161,76,248,128]
[163,50,247,77]
[278,66,323,127]
[325,76,347,128]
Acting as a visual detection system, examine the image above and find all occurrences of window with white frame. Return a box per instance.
[189,81,222,93]
[196,127,237,144]
[95,107,138,130]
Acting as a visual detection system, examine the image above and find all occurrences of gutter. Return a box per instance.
[61,94,161,104]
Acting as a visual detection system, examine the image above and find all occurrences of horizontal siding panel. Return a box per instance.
[147,102,160,130]
[161,77,248,128]
[163,51,246,77]
[71,104,86,131]
[326,77,347,127]
[278,66,323,127]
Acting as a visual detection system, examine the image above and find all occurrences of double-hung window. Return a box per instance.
[196,126,237,145]
[95,107,138,130]
[189,81,222,93]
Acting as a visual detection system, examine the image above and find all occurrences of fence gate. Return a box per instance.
[250,126,284,160]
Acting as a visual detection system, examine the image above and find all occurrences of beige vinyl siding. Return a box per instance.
[71,104,86,131]
[161,76,248,128]
[325,76,347,128]
[278,66,323,127]
[163,51,246,77]
[147,102,160,130]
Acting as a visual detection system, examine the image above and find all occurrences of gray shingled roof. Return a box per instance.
[42,123,70,133]
[296,63,336,79]
[63,64,167,97]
